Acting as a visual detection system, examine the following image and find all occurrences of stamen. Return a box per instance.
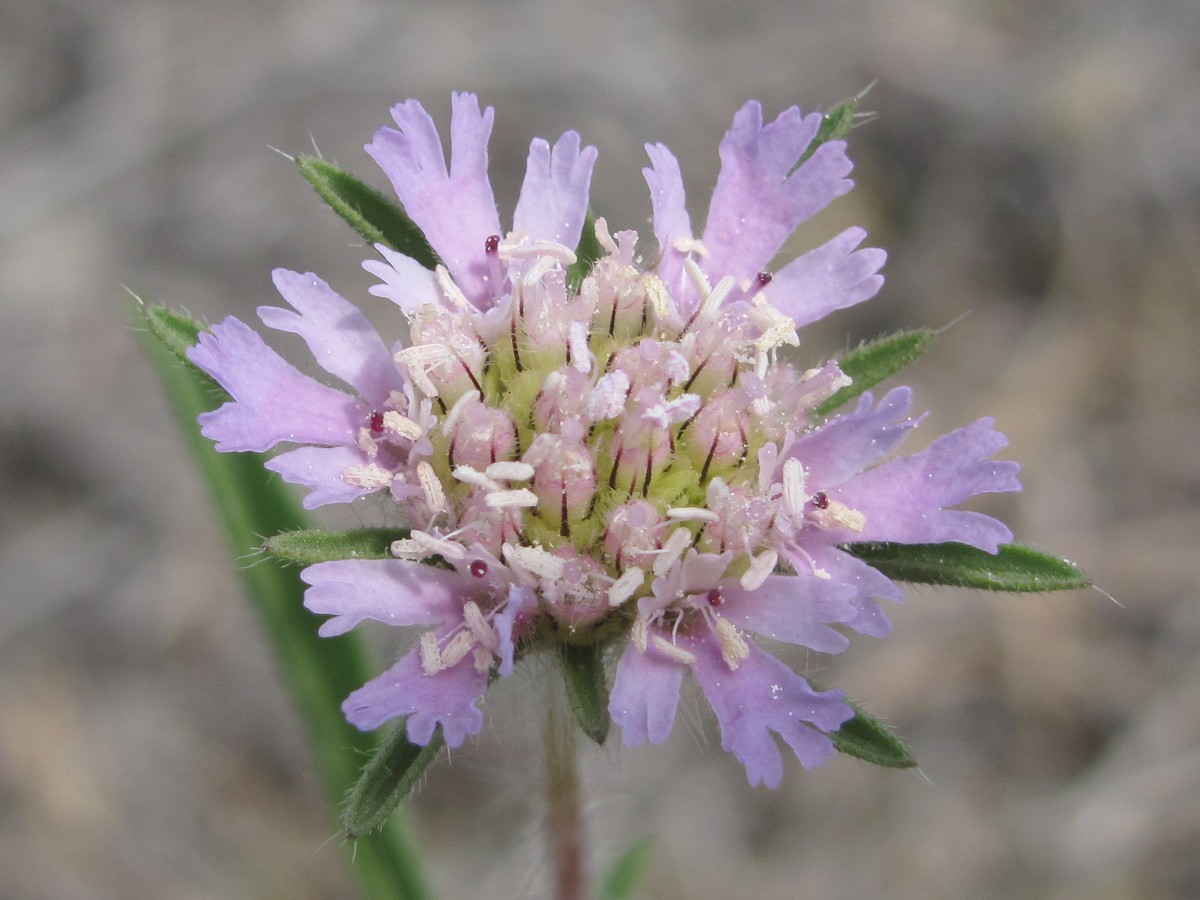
[714,617,750,671]
[666,507,720,524]
[740,549,778,590]
[651,632,698,665]
[595,217,619,255]
[440,390,480,437]
[419,631,442,675]
[782,458,807,518]
[416,461,446,514]
[409,529,466,560]
[383,410,424,440]
[631,615,648,653]
[485,461,535,482]
[473,647,494,673]
[343,464,394,490]
[453,465,502,491]
[607,567,645,607]
[672,236,709,258]
[435,265,473,312]
[486,488,539,509]
[463,600,497,649]
[439,631,477,669]
[652,527,693,576]
[502,543,566,580]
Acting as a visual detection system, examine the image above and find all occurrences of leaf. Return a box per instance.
[830,701,915,768]
[559,642,611,745]
[845,542,1092,592]
[815,329,937,417]
[296,155,439,269]
[343,724,446,839]
[566,209,604,292]
[599,838,653,900]
[264,528,410,565]
[138,301,431,900]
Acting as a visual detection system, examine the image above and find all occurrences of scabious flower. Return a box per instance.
[188,93,1020,787]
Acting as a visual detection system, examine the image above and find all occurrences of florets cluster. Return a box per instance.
[188,94,1019,786]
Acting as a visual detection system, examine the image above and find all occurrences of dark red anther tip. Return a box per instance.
[484,234,500,254]
[469,560,489,578]
[369,411,385,433]
[811,491,829,510]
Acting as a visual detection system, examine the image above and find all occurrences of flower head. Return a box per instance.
[188,93,1019,786]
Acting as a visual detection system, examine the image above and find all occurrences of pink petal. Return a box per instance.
[767,227,886,327]
[513,131,597,249]
[259,269,404,407]
[689,635,852,787]
[834,418,1021,551]
[701,101,853,286]
[265,445,378,509]
[785,387,920,488]
[610,636,686,745]
[342,640,488,747]
[302,559,468,637]
[642,142,695,306]
[718,573,859,653]
[366,93,502,307]
[187,316,361,452]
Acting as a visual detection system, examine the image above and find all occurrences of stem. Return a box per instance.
[546,712,587,900]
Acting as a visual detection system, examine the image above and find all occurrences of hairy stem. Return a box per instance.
[546,713,586,900]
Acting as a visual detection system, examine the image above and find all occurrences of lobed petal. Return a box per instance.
[642,142,695,306]
[342,639,488,747]
[265,445,380,509]
[718,573,859,653]
[364,245,442,316]
[609,635,687,745]
[366,93,502,308]
[513,131,597,249]
[785,387,921,488]
[259,269,404,407]
[798,543,902,638]
[302,558,468,636]
[690,636,853,787]
[187,316,361,452]
[767,226,886,328]
[834,418,1022,551]
[701,101,853,286]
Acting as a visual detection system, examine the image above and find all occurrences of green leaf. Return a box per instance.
[138,301,431,900]
[599,838,653,900]
[815,329,937,417]
[344,724,446,839]
[567,209,604,292]
[845,542,1092,592]
[830,701,915,768]
[559,642,611,745]
[297,155,439,269]
[264,528,411,565]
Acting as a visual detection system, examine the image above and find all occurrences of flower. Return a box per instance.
[188,93,1020,786]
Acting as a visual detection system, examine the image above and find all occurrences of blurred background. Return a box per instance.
[1,0,1197,897]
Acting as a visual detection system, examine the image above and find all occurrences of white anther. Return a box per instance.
[714,617,750,671]
[568,321,591,373]
[439,631,477,670]
[652,527,694,576]
[644,274,674,320]
[822,500,867,533]
[486,489,539,509]
[462,601,497,650]
[701,275,735,319]
[435,265,473,312]
[407,529,466,560]
[587,371,631,421]
[651,633,698,665]
[440,390,479,436]
[453,465,502,491]
[595,217,619,255]
[683,257,712,299]
[740,549,778,591]
[485,461,535,482]
[782,458,807,518]
[631,615,648,653]
[419,631,442,675]
[343,464,394,490]
[523,254,559,286]
[521,433,557,467]
[416,461,446,514]
[382,410,424,440]
[667,507,720,524]
[813,567,832,580]
[607,567,645,608]
[395,344,450,396]
[357,428,380,458]
[507,239,576,265]
[672,236,709,258]
[473,647,494,673]
[502,543,566,580]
